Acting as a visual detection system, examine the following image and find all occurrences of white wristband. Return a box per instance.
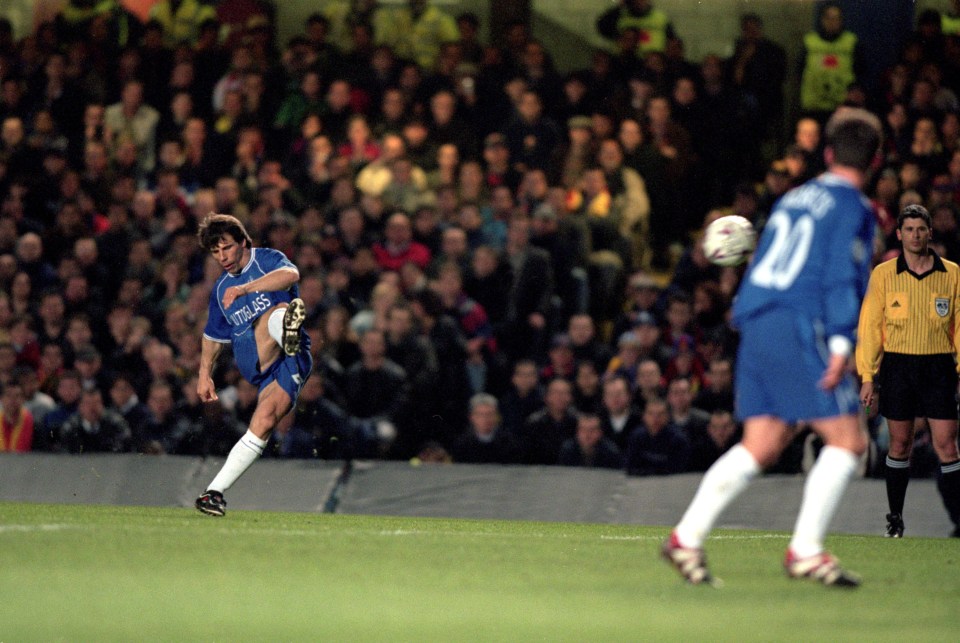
[828,335,852,357]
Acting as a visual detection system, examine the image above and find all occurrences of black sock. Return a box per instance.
[885,456,911,516]
[937,460,960,525]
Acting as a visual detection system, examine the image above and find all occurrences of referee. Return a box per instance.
[856,204,960,538]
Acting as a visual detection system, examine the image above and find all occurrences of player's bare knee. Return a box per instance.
[848,432,869,457]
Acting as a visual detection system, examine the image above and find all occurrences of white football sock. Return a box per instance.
[789,445,858,558]
[267,308,285,346]
[207,430,267,493]
[675,444,761,548]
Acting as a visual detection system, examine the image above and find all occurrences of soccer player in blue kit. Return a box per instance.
[662,107,883,587]
[194,214,310,516]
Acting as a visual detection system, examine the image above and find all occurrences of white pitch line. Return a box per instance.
[0,522,790,543]
[600,533,790,542]
[0,523,84,534]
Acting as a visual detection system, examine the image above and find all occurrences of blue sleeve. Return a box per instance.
[202,285,231,342]
[259,248,298,275]
[822,196,873,346]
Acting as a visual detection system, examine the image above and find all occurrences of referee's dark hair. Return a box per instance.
[897,204,932,230]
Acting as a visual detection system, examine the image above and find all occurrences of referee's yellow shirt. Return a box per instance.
[856,252,960,382]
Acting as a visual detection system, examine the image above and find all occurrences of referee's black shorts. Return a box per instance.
[877,352,959,421]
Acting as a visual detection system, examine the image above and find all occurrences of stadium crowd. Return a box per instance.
[0,1,955,478]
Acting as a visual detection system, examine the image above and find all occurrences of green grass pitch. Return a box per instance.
[1,502,957,642]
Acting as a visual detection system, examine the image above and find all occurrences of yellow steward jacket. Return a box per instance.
[800,30,857,112]
[856,252,960,382]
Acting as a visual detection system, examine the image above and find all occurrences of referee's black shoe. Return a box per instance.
[885,513,904,538]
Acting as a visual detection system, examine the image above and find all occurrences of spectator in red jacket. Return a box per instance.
[372,211,432,272]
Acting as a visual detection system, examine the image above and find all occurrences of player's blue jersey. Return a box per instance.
[203,247,301,383]
[733,172,875,347]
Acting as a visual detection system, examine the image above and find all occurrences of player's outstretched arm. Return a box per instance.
[198,337,224,402]
[221,267,300,309]
[244,267,300,294]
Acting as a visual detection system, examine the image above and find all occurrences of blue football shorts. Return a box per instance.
[255,334,313,405]
[734,308,859,424]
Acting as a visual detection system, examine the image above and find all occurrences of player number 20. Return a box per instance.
[749,211,814,290]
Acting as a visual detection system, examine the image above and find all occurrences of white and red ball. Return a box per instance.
[701,215,757,267]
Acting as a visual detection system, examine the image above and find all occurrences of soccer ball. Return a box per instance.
[701,215,757,267]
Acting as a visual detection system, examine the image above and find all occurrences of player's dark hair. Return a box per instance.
[898,204,932,229]
[197,213,253,251]
[825,108,882,172]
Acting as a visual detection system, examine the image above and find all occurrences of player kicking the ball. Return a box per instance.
[194,214,311,517]
[662,107,882,588]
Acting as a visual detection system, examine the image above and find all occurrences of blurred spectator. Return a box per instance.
[73,343,112,392]
[108,372,151,438]
[504,90,561,173]
[529,202,589,318]
[9,313,40,369]
[433,260,494,391]
[58,387,131,454]
[498,358,543,438]
[572,360,602,414]
[15,365,55,427]
[596,137,650,267]
[104,79,160,173]
[520,377,577,465]
[624,396,690,475]
[688,408,740,472]
[148,0,217,48]
[666,376,710,439]
[693,355,736,413]
[455,12,484,66]
[0,380,33,452]
[500,215,554,360]
[799,2,865,121]
[409,287,471,443]
[482,132,522,194]
[729,13,787,144]
[599,373,643,451]
[558,411,622,468]
[376,0,458,72]
[139,379,199,454]
[596,0,675,57]
[15,232,57,291]
[635,357,666,410]
[373,211,431,272]
[36,369,83,450]
[451,392,520,464]
[664,332,705,388]
[567,313,612,371]
[385,300,439,452]
[343,328,408,456]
